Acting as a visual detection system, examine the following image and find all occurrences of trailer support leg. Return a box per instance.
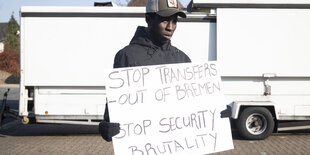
[0,89,20,127]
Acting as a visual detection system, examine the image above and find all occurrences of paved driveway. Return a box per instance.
[0,121,310,155]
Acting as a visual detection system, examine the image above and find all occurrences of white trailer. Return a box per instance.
[192,0,310,139]
[18,6,216,125]
[16,0,310,140]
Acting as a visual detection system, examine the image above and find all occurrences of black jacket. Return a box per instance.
[113,26,191,68]
[104,26,191,121]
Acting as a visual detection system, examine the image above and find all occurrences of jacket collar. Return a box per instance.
[130,26,171,51]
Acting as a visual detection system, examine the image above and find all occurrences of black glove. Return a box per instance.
[99,120,120,142]
[220,105,232,118]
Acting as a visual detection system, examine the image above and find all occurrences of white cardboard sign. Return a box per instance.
[105,62,234,155]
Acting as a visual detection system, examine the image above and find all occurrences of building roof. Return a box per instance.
[0,23,8,41]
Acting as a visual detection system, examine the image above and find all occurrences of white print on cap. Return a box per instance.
[167,0,178,8]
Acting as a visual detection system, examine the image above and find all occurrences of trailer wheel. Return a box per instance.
[236,107,274,140]
[21,116,29,125]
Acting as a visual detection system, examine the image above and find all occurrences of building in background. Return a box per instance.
[0,23,8,53]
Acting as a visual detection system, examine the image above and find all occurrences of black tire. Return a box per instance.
[236,107,274,140]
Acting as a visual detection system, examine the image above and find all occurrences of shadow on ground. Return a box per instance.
[0,122,99,136]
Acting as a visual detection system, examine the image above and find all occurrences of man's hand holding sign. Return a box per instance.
[104,62,234,155]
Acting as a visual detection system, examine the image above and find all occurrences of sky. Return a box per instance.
[0,0,191,24]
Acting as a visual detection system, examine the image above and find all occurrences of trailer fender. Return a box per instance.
[230,101,279,120]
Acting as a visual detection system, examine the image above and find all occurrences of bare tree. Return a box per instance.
[113,0,131,6]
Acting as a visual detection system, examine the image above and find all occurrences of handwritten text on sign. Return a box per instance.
[105,62,234,155]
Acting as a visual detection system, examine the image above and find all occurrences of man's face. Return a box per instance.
[148,14,178,44]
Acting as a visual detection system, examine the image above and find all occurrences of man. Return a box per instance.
[113,0,190,68]
[99,0,230,142]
